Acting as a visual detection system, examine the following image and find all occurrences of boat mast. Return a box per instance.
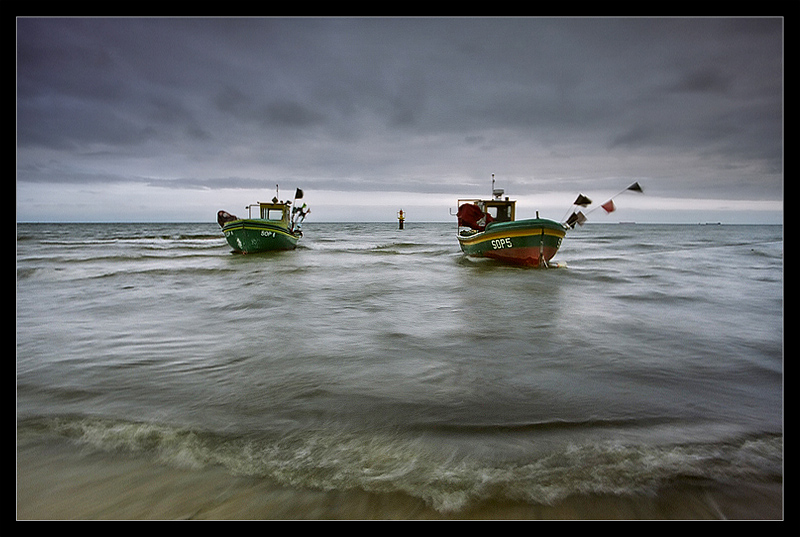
[491,173,504,199]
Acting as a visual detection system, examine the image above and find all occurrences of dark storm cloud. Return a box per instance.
[16,17,783,220]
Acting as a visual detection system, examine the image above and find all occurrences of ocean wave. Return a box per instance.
[17,415,783,513]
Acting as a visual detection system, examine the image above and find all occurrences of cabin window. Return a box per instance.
[486,204,512,222]
[261,207,284,220]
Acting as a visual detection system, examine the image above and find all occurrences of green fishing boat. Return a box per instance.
[217,188,309,254]
[456,197,567,267]
[454,175,568,268]
[454,176,644,267]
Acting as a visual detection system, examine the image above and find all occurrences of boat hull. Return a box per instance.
[457,218,566,267]
[221,219,300,253]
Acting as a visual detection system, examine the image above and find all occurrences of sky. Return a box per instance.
[16,17,783,224]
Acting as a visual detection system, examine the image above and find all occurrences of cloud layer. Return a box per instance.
[17,18,783,222]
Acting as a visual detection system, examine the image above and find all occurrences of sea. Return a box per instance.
[16,221,784,520]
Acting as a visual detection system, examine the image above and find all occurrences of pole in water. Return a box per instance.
[397,209,405,230]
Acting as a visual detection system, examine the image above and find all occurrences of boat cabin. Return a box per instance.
[482,197,516,222]
[456,195,516,231]
[247,200,289,223]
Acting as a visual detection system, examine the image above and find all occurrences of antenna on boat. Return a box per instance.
[491,173,504,199]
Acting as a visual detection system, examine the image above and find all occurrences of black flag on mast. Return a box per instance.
[627,182,643,193]
[573,194,592,207]
[294,188,304,199]
[565,211,587,228]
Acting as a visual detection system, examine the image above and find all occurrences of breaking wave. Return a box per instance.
[18,415,783,513]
